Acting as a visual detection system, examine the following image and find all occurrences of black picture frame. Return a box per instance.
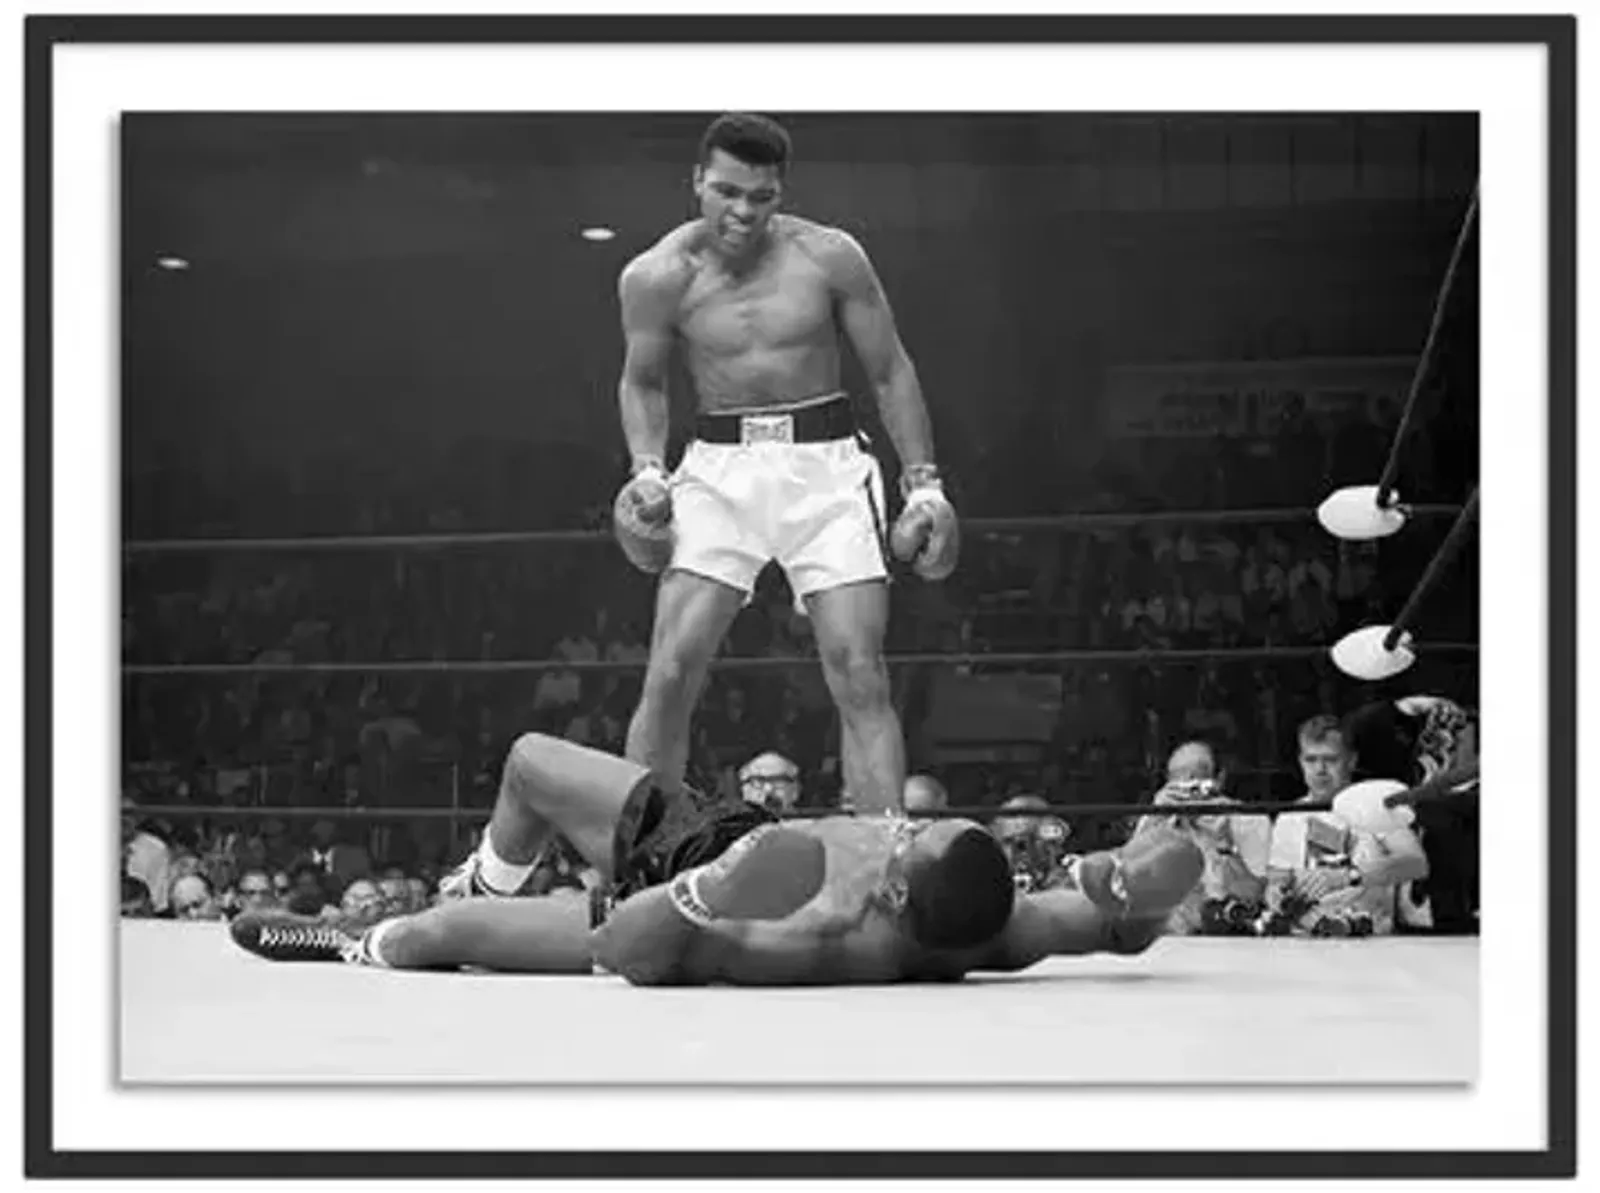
[26,13,1576,1181]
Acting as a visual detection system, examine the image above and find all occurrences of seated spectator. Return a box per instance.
[1131,740,1270,936]
[229,868,278,918]
[168,874,223,921]
[339,878,387,928]
[737,751,802,816]
[294,819,371,896]
[902,774,949,815]
[375,867,411,917]
[167,850,203,886]
[404,876,432,913]
[284,863,334,917]
[123,812,173,916]
[1262,714,1430,937]
[121,876,154,918]
[991,795,1073,893]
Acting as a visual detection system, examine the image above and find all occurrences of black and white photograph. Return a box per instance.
[118,107,1485,1087]
[24,14,1574,1181]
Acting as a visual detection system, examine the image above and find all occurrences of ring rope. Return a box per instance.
[120,642,1480,678]
[124,799,1312,821]
[1374,184,1479,509]
[121,504,1467,556]
[1382,486,1481,652]
[123,788,1475,826]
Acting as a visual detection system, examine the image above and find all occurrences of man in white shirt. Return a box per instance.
[122,809,173,915]
[1263,715,1429,936]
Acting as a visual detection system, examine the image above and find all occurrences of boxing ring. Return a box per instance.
[119,476,1482,1089]
[119,187,1480,1090]
[120,508,1480,1086]
[121,920,1477,1084]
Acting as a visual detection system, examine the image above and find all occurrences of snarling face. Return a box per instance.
[693,150,783,260]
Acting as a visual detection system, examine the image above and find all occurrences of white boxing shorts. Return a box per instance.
[667,395,890,597]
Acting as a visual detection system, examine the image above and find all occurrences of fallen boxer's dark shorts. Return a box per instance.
[600,778,779,920]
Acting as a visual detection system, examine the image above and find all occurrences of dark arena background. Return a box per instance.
[118,112,1481,1081]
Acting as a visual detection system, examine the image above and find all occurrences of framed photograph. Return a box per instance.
[26,12,1575,1181]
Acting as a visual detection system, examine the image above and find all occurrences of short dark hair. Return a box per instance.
[905,827,1016,950]
[698,113,792,174]
[1298,714,1346,750]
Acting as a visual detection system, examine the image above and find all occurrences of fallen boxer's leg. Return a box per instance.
[440,734,660,898]
[231,892,597,974]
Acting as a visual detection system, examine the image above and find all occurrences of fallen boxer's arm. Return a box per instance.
[590,884,704,985]
[596,824,836,986]
[968,890,1131,972]
[972,833,1207,972]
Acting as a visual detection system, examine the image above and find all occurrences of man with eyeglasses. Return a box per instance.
[738,752,802,815]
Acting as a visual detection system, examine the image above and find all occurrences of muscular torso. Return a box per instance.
[683,816,971,986]
[647,216,845,412]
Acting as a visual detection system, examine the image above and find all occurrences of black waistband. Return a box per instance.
[694,395,857,445]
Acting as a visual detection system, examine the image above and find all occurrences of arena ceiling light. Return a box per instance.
[155,255,191,271]
[580,227,617,242]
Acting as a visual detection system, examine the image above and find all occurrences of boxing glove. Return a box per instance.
[890,466,960,582]
[613,461,674,574]
[668,825,827,926]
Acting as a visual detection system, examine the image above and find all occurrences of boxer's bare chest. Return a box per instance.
[674,234,837,361]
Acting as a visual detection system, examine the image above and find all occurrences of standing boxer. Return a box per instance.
[611,113,958,815]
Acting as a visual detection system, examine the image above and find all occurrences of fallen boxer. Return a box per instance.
[230,734,1203,985]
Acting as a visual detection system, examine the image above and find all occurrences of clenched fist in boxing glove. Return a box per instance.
[890,464,960,582]
[613,458,674,575]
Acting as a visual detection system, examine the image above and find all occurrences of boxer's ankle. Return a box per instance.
[477,837,537,895]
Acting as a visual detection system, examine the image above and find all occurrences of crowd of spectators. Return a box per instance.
[124,510,1476,809]
[120,806,597,924]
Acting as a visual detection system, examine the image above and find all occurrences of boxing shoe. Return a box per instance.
[1065,828,1205,922]
[231,912,370,964]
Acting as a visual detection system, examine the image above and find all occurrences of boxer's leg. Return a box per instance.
[497,734,661,877]
[624,569,746,794]
[625,444,766,795]
[445,735,657,895]
[783,441,902,813]
[365,892,594,973]
[805,579,905,814]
